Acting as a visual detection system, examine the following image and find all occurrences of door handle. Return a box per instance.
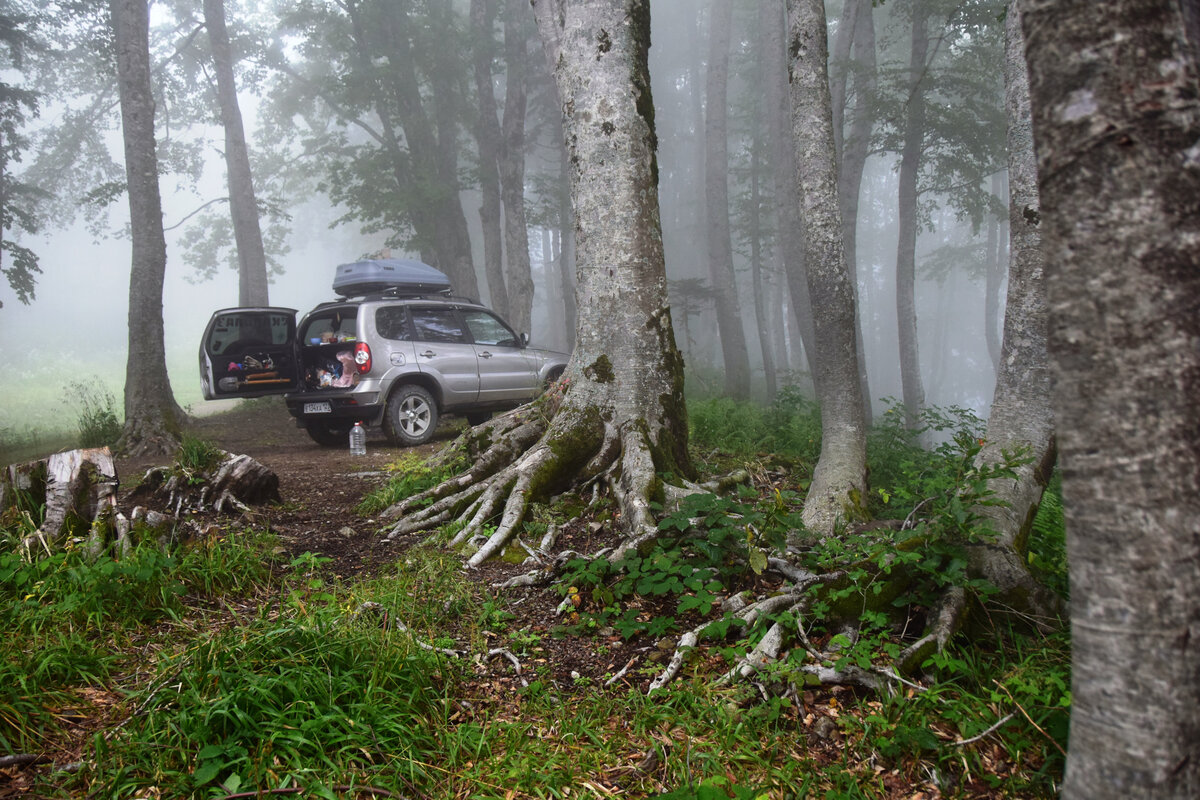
[479,351,493,359]
[420,350,436,358]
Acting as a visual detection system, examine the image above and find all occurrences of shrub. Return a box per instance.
[688,385,821,462]
[69,380,122,448]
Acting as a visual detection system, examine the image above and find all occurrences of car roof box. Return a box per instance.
[333,258,452,297]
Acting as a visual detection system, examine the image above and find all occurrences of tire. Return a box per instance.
[465,411,492,426]
[305,421,352,448]
[385,385,439,446]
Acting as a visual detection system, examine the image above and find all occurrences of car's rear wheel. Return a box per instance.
[386,385,438,446]
[305,421,352,448]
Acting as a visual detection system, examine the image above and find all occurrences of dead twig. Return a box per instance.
[993,680,1067,756]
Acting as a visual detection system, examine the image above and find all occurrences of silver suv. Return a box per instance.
[199,261,568,447]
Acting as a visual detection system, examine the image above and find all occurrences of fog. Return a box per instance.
[0,0,1007,439]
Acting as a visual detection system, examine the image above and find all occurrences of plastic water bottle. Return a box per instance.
[349,422,367,456]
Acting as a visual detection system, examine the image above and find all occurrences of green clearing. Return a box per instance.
[1,392,1068,798]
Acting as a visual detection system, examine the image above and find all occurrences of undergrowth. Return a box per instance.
[2,394,1070,798]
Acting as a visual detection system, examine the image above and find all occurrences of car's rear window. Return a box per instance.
[207,311,292,354]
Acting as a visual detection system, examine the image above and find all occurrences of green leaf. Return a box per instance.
[193,760,221,786]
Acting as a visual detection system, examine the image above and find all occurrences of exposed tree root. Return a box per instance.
[130,450,280,517]
[383,406,693,569]
[645,562,967,697]
[377,399,1024,704]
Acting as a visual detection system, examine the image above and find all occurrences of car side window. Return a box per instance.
[375,306,412,340]
[462,309,519,347]
[411,307,467,344]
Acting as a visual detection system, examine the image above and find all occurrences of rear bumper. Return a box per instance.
[284,390,385,427]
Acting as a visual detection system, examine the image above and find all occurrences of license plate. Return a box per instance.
[304,402,332,414]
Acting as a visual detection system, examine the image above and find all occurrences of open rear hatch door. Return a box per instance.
[199,307,301,399]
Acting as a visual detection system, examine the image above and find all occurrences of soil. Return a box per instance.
[114,398,645,688]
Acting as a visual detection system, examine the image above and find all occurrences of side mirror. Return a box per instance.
[521,332,529,347]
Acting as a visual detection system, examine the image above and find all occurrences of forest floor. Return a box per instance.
[117,398,651,688]
[2,398,1059,799]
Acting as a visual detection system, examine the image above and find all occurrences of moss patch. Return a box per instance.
[583,355,615,384]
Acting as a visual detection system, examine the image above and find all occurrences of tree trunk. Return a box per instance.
[836,0,876,424]
[788,0,869,535]
[763,0,817,381]
[984,171,1006,374]
[557,141,577,349]
[534,0,690,476]
[499,0,534,335]
[471,0,509,315]
[1020,0,1200,796]
[704,0,750,399]
[747,71,777,401]
[203,0,268,308]
[895,0,929,433]
[967,0,1063,629]
[384,0,690,566]
[112,0,182,456]
[428,3,481,300]
[351,0,479,298]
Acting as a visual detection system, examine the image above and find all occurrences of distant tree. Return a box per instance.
[983,171,1006,373]
[873,0,1007,430]
[703,0,750,399]
[470,0,508,315]
[787,0,869,535]
[830,0,876,423]
[0,4,45,309]
[268,0,479,297]
[111,0,182,455]
[1021,0,1200,796]
[761,0,816,378]
[384,0,693,567]
[498,0,534,335]
[203,0,268,307]
[894,0,930,434]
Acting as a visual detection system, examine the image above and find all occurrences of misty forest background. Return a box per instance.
[0,0,1004,442]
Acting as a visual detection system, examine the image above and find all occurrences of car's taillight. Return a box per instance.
[354,342,372,374]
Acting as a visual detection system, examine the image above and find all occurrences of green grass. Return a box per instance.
[92,609,452,797]
[2,392,1070,798]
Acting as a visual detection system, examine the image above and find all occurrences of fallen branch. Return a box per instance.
[953,713,1016,747]
[0,753,50,769]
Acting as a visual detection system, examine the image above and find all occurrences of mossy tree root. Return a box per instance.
[647,560,969,695]
[385,406,673,565]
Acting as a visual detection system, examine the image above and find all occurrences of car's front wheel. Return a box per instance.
[305,421,353,448]
[386,385,438,446]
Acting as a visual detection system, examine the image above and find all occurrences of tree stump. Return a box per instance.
[2,448,280,559]
[1,448,121,558]
[129,450,280,517]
